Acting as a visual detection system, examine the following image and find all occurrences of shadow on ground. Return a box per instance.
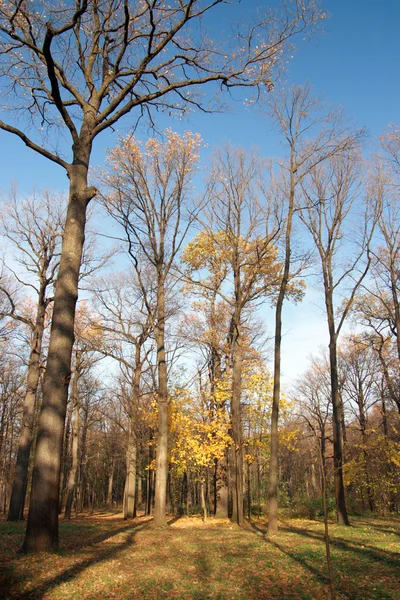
[1,518,150,599]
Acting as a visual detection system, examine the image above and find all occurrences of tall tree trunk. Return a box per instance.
[154,278,168,526]
[180,472,187,514]
[146,431,153,516]
[328,331,350,526]
[3,416,15,514]
[64,390,80,520]
[200,476,207,522]
[231,322,243,526]
[320,430,336,600]
[215,455,229,518]
[268,161,294,535]
[106,459,114,510]
[8,285,46,521]
[268,291,284,534]
[59,400,73,514]
[186,471,191,514]
[123,346,142,519]
[358,384,374,512]
[22,149,96,553]
[124,423,137,520]
[209,294,228,517]
[137,467,143,509]
[77,410,87,513]
[247,460,251,520]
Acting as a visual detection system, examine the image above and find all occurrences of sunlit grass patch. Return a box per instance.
[0,513,399,599]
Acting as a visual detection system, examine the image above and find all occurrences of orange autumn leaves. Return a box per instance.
[146,368,298,478]
[103,129,202,195]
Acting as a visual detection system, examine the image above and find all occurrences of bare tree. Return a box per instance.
[351,295,400,414]
[299,149,376,525]
[349,131,400,416]
[0,0,322,551]
[338,335,379,512]
[178,264,232,518]
[100,130,201,526]
[0,191,63,522]
[63,304,102,520]
[366,134,400,360]
[265,83,363,534]
[89,271,154,519]
[63,360,80,521]
[184,146,284,526]
[0,342,26,515]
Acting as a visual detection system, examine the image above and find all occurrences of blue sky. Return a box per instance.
[1,0,399,382]
[1,0,399,194]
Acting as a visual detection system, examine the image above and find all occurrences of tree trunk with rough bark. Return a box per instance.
[268,289,284,534]
[124,425,137,520]
[200,477,207,522]
[215,456,229,518]
[247,460,251,520]
[8,286,46,521]
[328,329,350,526]
[319,429,336,600]
[268,142,295,536]
[107,459,114,510]
[231,319,244,526]
[22,150,96,552]
[146,431,154,516]
[154,278,168,526]
[64,390,80,520]
[357,386,374,512]
[137,468,143,510]
[59,400,73,514]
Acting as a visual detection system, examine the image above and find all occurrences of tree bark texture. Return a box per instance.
[137,469,143,509]
[320,430,336,600]
[8,285,46,521]
[328,331,350,526]
[200,478,207,522]
[124,424,137,520]
[64,391,80,520]
[268,158,294,535]
[231,323,244,526]
[107,459,114,510]
[23,153,95,552]
[214,456,229,518]
[153,279,168,526]
[268,290,284,534]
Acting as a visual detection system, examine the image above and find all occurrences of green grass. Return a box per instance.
[0,513,399,599]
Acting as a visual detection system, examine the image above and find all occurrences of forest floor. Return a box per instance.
[0,512,399,599]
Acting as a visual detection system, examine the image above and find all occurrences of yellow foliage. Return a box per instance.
[181,229,290,302]
[168,387,232,476]
[343,431,400,501]
[279,427,299,451]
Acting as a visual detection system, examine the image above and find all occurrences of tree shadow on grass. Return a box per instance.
[352,519,400,538]
[200,527,328,600]
[248,519,400,600]
[60,521,134,551]
[248,521,330,588]
[4,519,151,599]
[249,520,399,569]
[279,524,400,569]
[167,514,182,526]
